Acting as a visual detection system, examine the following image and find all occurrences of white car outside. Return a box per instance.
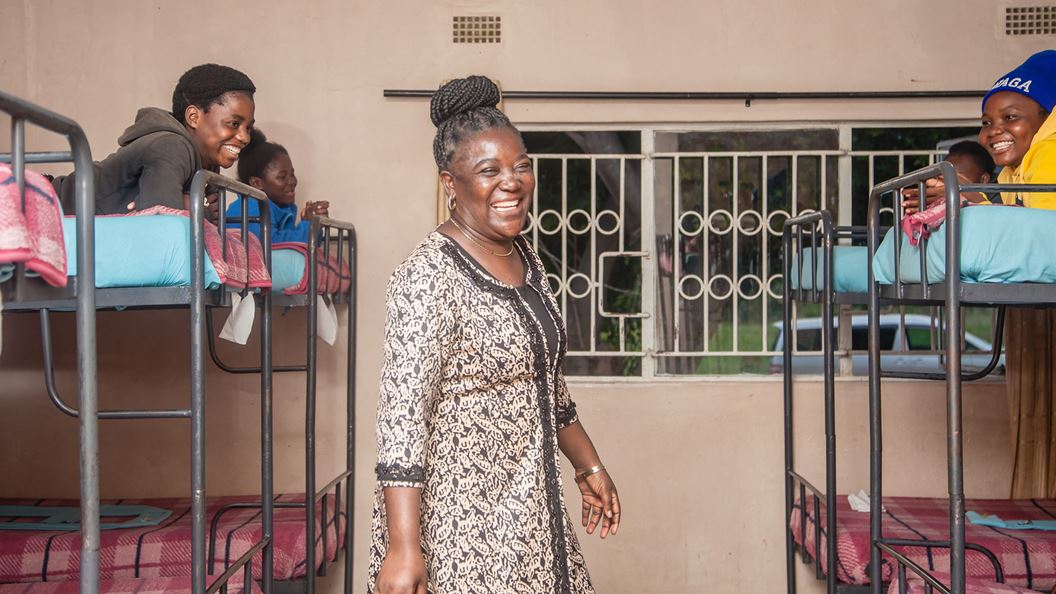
[770,314,1002,376]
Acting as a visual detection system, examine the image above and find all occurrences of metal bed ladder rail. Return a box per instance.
[0,89,97,594]
[190,171,275,594]
[782,210,837,594]
[203,216,357,594]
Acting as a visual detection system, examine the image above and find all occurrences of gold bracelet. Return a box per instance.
[575,464,605,481]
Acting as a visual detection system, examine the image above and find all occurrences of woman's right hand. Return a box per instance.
[375,547,428,594]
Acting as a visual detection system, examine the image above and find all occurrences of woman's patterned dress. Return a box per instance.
[369,231,594,594]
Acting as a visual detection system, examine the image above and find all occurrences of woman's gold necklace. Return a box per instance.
[449,217,515,257]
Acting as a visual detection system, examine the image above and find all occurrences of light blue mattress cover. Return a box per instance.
[4,217,307,295]
[873,206,1056,285]
[62,215,222,288]
[271,248,306,292]
[790,246,870,294]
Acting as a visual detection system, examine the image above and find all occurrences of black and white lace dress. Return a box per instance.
[369,231,594,594]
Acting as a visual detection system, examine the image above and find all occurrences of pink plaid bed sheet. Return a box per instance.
[887,572,1037,594]
[0,574,261,593]
[0,494,345,584]
[790,495,1056,590]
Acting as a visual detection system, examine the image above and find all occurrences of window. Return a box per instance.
[520,124,998,378]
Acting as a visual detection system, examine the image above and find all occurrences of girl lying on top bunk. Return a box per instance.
[225,128,330,244]
[49,63,256,216]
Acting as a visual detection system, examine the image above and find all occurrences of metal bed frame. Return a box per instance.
[782,207,1006,594]
[204,216,357,594]
[865,162,1056,594]
[0,89,275,594]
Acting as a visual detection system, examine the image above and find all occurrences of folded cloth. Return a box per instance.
[0,164,67,286]
[274,241,351,296]
[967,510,1056,530]
[847,489,886,513]
[129,206,271,290]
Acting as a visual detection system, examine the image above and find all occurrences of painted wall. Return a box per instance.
[0,0,1043,591]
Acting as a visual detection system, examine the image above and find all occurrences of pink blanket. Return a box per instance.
[790,495,1056,589]
[0,164,66,287]
[888,573,1035,594]
[0,494,344,583]
[128,206,271,290]
[0,575,261,594]
[274,241,352,296]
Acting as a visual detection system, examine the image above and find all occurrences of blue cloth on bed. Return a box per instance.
[967,510,1056,531]
[62,215,222,288]
[873,206,1056,285]
[271,248,306,292]
[789,246,870,294]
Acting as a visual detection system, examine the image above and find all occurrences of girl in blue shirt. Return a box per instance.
[227,128,328,243]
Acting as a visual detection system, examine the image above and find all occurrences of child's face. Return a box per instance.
[979,91,1049,170]
[945,154,989,184]
[185,92,255,170]
[257,152,297,206]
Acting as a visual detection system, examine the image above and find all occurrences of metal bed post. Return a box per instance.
[305,218,319,594]
[866,178,885,594]
[260,195,275,594]
[940,165,966,594]
[70,118,98,594]
[189,171,209,594]
[343,225,357,594]
[782,224,796,594]
[820,214,837,594]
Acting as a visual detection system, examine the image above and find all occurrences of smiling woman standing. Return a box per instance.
[52,63,255,214]
[370,75,620,594]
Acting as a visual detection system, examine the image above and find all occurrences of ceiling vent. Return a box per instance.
[1005,5,1056,35]
[452,16,501,44]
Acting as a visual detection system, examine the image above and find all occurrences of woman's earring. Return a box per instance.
[448,194,457,211]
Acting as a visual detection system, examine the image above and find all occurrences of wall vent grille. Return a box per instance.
[453,16,501,43]
[1006,5,1056,35]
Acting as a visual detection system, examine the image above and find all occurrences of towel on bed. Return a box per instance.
[0,164,67,287]
[901,198,964,247]
[274,241,351,296]
[130,206,271,289]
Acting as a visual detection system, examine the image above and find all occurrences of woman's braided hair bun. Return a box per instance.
[430,75,515,170]
[429,75,501,127]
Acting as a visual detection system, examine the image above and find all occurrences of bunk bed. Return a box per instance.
[0,90,356,594]
[783,201,1006,593]
[0,89,276,594]
[863,163,1056,594]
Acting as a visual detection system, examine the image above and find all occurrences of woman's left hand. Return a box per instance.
[575,469,621,538]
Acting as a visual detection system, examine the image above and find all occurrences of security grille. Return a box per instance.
[521,126,1000,378]
[1005,5,1056,35]
[452,16,501,43]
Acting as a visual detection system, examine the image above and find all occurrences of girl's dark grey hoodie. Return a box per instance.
[52,107,202,215]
